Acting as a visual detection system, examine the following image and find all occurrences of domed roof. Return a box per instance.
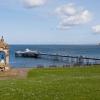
[0,36,9,49]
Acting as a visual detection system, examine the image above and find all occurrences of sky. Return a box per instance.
[0,0,100,44]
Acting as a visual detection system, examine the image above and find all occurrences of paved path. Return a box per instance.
[0,68,30,80]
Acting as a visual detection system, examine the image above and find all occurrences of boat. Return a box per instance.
[15,48,40,58]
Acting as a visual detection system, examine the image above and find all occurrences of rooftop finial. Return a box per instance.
[1,36,4,42]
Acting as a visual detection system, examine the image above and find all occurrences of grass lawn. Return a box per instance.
[0,66,100,100]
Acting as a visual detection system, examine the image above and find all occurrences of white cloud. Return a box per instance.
[22,0,47,8]
[92,25,100,34]
[55,3,77,16]
[55,3,92,29]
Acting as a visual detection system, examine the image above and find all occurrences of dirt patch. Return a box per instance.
[0,68,31,80]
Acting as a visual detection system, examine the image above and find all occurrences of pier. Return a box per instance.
[15,49,100,66]
[39,53,100,66]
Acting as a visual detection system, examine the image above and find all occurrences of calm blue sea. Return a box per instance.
[10,45,100,68]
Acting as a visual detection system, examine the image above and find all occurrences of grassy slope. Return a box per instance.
[0,66,100,100]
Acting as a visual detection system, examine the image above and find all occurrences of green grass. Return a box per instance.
[0,66,100,100]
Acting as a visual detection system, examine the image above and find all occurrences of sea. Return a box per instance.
[9,45,100,68]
